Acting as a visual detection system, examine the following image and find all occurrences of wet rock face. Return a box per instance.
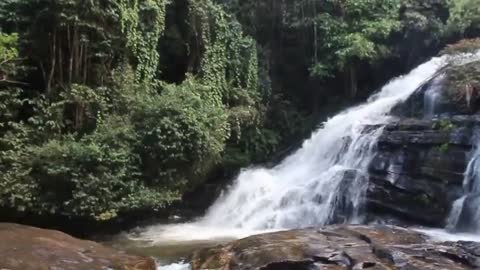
[366,117,479,226]
[365,57,480,227]
[392,59,480,118]
[191,225,480,270]
[0,223,156,270]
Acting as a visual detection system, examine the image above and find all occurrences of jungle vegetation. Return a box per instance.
[0,0,479,222]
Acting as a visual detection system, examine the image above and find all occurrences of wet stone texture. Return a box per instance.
[0,223,156,270]
[191,225,480,270]
[365,116,480,227]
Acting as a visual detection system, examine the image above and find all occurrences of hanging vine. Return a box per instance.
[188,0,260,140]
[118,0,169,83]
[189,0,259,102]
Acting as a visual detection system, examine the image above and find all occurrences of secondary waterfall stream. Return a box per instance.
[119,52,480,269]
[447,131,480,232]
[423,74,445,118]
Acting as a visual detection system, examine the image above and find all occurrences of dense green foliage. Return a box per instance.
[309,0,401,97]
[0,0,479,222]
[447,0,480,33]
[0,0,260,220]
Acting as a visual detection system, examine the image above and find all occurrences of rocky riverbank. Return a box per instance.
[0,223,156,270]
[192,225,480,270]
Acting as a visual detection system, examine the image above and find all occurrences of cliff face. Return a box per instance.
[365,57,480,227]
[367,117,473,226]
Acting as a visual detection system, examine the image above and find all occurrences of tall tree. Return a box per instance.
[311,0,401,98]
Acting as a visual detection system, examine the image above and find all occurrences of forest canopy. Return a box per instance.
[0,0,479,222]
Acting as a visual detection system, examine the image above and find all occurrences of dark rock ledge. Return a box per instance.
[365,116,480,227]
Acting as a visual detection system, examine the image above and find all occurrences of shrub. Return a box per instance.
[441,38,480,55]
[1,115,178,220]
[131,78,230,192]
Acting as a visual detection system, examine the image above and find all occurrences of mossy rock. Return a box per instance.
[443,60,480,114]
[441,38,480,56]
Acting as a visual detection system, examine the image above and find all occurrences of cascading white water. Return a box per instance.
[424,74,445,118]
[154,51,480,270]
[158,263,191,270]
[441,52,480,233]
[144,55,450,246]
[447,133,480,232]
[201,127,383,229]
[198,57,448,230]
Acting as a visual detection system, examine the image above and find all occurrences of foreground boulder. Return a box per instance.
[192,225,480,270]
[0,223,156,270]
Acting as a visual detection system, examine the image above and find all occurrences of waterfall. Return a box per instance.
[143,56,449,249]
[447,132,480,232]
[423,74,445,118]
[201,127,383,229]
[152,51,480,270]
[442,52,480,233]
[197,57,447,230]
[140,52,480,253]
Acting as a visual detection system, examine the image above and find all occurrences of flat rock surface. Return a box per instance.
[192,225,480,270]
[0,223,156,270]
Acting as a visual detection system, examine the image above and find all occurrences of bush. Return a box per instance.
[1,115,178,220]
[441,38,480,55]
[0,71,255,221]
[132,78,230,192]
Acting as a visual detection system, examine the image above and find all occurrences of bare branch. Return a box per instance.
[0,79,30,86]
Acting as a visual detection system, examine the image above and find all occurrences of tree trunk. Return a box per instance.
[345,64,358,99]
[58,38,63,86]
[83,43,88,84]
[73,26,80,82]
[68,26,73,84]
[47,29,57,94]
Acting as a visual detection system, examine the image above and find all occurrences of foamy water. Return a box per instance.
[416,228,480,242]
[129,223,280,244]
[158,262,191,270]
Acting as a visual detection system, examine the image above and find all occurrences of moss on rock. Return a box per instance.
[441,38,480,55]
[443,60,480,113]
